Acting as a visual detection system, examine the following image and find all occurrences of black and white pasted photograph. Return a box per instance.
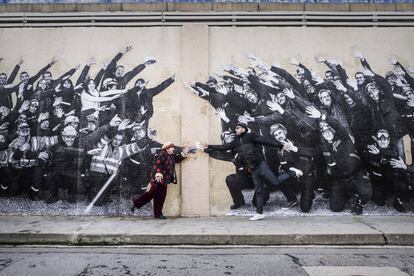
[189,52,414,218]
[0,46,184,216]
[0,44,414,217]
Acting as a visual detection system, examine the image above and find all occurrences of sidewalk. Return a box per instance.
[0,215,413,246]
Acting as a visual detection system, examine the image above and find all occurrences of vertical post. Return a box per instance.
[180,24,210,217]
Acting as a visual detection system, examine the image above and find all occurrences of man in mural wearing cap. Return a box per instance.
[306,106,372,214]
[131,142,191,219]
[205,122,303,221]
[45,125,84,204]
[8,122,48,200]
[367,129,408,212]
[64,115,80,131]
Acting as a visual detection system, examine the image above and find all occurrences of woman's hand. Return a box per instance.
[155,173,164,183]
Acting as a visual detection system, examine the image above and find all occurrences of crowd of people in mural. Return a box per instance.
[189,51,414,220]
[1,45,414,220]
[0,46,193,217]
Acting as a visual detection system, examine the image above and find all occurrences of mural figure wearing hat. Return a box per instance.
[45,125,84,204]
[368,128,408,213]
[8,122,47,200]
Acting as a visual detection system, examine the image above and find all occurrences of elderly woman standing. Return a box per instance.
[131,142,188,219]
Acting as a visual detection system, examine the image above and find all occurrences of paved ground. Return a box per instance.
[0,246,413,276]
[0,215,413,246]
[1,190,413,217]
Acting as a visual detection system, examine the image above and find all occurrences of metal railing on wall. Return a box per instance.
[0,11,414,27]
[2,0,414,3]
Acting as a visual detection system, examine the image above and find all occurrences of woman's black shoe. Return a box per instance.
[155,215,167,219]
[130,205,136,214]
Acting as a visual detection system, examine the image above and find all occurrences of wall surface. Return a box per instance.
[0,26,413,216]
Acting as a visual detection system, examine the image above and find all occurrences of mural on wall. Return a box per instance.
[189,52,414,216]
[0,46,185,216]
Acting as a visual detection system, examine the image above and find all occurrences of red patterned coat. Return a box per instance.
[150,149,186,185]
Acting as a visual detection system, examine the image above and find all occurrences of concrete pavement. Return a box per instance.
[0,215,413,246]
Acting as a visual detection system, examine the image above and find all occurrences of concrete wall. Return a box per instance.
[0,26,413,216]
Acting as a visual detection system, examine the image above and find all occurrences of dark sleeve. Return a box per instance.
[94,68,106,88]
[39,89,55,99]
[0,86,17,96]
[83,125,109,151]
[396,61,414,89]
[7,64,20,84]
[208,140,237,151]
[26,149,39,159]
[53,68,76,88]
[29,63,51,84]
[298,63,317,86]
[106,52,123,75]
[406,165,414,175]
[270,66,303,93]
[360,58,372,71]
[336,64,352,89]
[64,147,85,157]
[146,77,174,98]
[324,115,349,141]
[174,153,186,163]
[204,148,233,162]
[324,61,339,76]
[343,88,363,106]
[373,74,394,101]
[76,65,90,86]
[223,75,245,87]
[247,75,274,101]
[253,132,283,148]
[13,149,23,160]
[123,64,146,85]
[292,95,313,112]
[253,112,282,126]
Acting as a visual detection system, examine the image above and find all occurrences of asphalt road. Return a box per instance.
[0,246,413,276]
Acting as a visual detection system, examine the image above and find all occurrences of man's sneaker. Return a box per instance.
[289,167,303,178]
[249,213,265,221]
[282,200,298,210]
[393,198,407,213]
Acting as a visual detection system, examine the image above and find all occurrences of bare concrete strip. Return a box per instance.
[2,215,412,246]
